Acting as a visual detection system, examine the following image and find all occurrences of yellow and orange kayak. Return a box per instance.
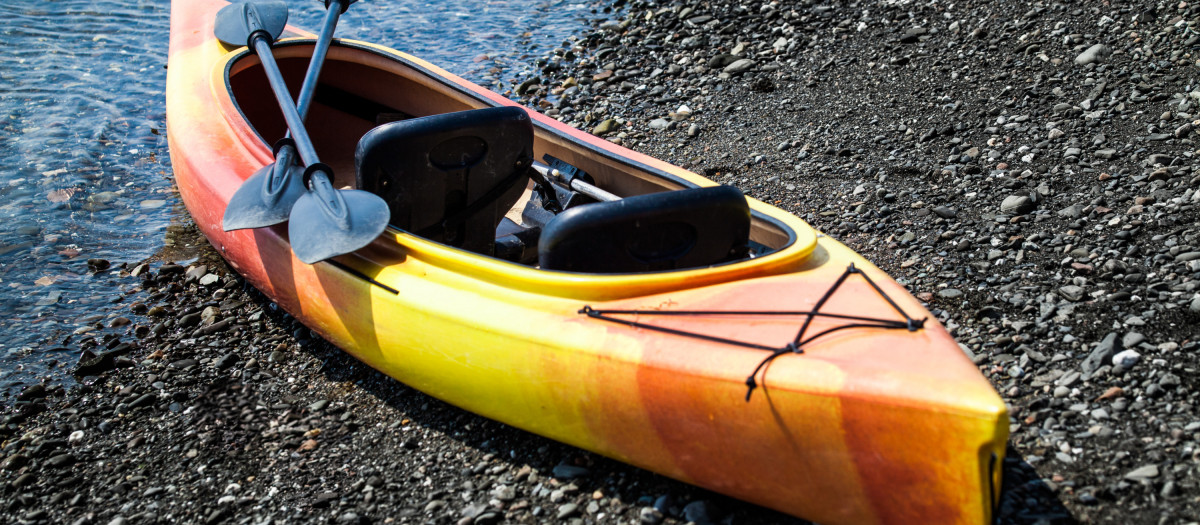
[166,1,1008,523]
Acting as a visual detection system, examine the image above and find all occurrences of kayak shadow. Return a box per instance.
[282,322,811,523]
[995,446,1077,524]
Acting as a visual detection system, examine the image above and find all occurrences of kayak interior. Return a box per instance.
[224,40,797,272]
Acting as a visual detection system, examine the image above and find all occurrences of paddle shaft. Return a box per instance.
[294,0,344,118]
[251,35,322,167]
[269,0,344,192]
[532,161,620,202]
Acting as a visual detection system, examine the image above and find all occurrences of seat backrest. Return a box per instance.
[355,106,533,255]
[538,185,751,273]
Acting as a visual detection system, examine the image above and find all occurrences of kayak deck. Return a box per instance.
[226,41,802,270]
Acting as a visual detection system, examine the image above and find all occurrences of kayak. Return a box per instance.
[166,1,1008,523]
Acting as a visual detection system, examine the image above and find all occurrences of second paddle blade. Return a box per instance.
[288,188,390,264]
[223,159,307,231]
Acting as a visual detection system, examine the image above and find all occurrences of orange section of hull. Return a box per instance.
[167,1,1007,523]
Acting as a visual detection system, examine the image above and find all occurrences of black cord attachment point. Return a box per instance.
[578,265,926,402]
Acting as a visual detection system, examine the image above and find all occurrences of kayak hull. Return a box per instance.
[166,2,1008,523]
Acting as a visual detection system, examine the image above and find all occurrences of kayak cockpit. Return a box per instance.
[224,40,797,273]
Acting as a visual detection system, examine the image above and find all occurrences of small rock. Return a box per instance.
[723,59,756,74]
[592,119,618,136]
[1081,333,1119,376]
[1075,44,1112,65]
[1000,195,1035,215]
[1,454,30,470]
[552,463,590,480]
[639,507,664,524]
[1124,464,1159,480]
[557,503,579,519]
[47,453,76,468]
[932,206,957,219]
[682,500,720,525]
[1058,285,1085,302]
[1112,349,1140,368]
[937,288,964,299]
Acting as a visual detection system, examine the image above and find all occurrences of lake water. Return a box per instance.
[0,0,601,398]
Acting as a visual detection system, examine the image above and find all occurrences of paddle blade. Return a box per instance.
[288,189,390,264]
[222,160,307,231]
[215,1,288,48]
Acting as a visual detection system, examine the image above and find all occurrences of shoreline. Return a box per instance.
[5,0,1199,524]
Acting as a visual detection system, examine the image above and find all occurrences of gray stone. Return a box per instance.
[1075,44,1112,65]
[552,463,590,480]
[639,506,664,524]
[1057,204,1084,218]
[1122,333,1145,348]
[1058,285,1085,302]
[707,54,740,69]
[1000,195,1035,215]
[932,206,957,219]
[1081,333,1119,376]
[723,59,756,74]
[937,288,964,299]
[1124,464,1159,480]
[557,503,579,519]
[683,500,719,525]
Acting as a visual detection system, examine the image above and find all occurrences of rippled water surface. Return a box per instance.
[0,0,599,396]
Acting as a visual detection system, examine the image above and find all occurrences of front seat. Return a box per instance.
[355,106,533,256]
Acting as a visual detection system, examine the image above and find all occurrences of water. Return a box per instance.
[0,0,602,397]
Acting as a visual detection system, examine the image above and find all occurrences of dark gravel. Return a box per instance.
[509,0,1200,523]
[4,0,1200,524]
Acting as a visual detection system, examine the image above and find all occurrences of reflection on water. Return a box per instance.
[0,0,599,398]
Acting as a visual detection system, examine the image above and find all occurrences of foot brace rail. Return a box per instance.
[579,264,926,401]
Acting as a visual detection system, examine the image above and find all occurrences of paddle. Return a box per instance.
[532,161,620,202]
[223,0,355,231]
[214,1,388,263]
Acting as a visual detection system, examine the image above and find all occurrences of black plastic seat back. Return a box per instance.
[538,185,751,273]
[355,106,533,255]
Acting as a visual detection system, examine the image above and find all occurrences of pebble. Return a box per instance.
[936,288,964,299]
[552,463,590,480]
[722,59,756,74]
[1074,44,1112,65]
[557,503,579,519]
[1000,195,1035,215]
[1124,464,1159,480]
[638,507,664,524]
[1081,333,1118,376]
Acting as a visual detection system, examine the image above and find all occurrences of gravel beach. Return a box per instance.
[4,0,1199,523]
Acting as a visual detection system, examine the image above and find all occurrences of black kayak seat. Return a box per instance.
[538,185,751,273]
[355,106,533,255]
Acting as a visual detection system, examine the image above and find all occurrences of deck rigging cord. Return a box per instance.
[579,264,927,401]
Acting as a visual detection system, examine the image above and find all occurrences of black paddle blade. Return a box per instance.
[287,174,390,264]
[214,1,288,48]
[222,157,307,231]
